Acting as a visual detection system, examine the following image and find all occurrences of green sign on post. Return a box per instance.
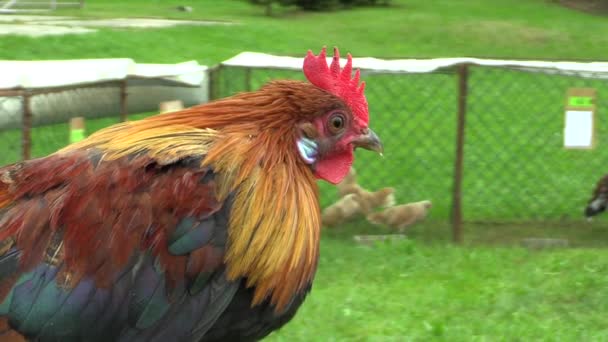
[568,96,594,108]
[69,117,86,144]
[564,88,597,150]
[69,129,86,143]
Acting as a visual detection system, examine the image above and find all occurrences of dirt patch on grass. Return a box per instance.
[0,16,235,37]
[555,0,608,15]
[454,20,561,44]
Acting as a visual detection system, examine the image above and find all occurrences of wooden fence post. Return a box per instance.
[244,67,251,92]
[21,91,32,160]
[451,64,469,244]
[69,117,86,144]
[119,80,128,121]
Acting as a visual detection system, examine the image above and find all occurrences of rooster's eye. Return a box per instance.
[328,114,345,134]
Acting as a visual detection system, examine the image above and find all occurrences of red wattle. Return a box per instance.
[314,151,353,185]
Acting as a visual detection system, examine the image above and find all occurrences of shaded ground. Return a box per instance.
[324,218,608,249]
[0,15,234,36]
[557,0,608,15]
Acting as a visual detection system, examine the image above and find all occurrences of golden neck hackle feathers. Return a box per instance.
[61,80,341,311]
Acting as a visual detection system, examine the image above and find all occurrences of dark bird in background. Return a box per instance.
[585,174,608,219]
[0,47,383,341]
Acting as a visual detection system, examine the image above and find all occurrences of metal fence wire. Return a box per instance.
[0,96,22,165]
[465,67,608,222]
[212,64,608,229]
[213,65,460,227]
[0,82,126,166]
[2,62,607,237]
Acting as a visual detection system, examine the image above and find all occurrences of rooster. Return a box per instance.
[585,174,608,218]
[0,47,383,341]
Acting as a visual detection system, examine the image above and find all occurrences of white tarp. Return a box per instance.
[130,60,208,86]
[222,52,608,77]
[0,59,209,129]
[0,58,208,89]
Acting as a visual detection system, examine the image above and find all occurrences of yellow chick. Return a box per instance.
[353,187,396,214]
[366,200,432,232]
[321,194,363,227]
[336,168,361,197]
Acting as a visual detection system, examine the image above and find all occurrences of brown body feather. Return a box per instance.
[0,152,222,291]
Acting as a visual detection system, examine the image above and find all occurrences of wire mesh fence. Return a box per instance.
[0,95,22,165]
[30,85,125,161]
[465,67,608,222]
[213,63,608,227]
[213,65,461,228]
[2,60,607,235]
[0,82,127,165]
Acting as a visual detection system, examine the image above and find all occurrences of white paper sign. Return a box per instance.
[564,110,594,148]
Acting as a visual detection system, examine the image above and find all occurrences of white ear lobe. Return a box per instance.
[297,137,318,165]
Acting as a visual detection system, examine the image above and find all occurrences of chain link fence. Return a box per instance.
[213,65,460,230]
[0,82,127,166]
[212,63,608,231]
[465,67,608,222]
[26,85,125,161]
[0,75,207,166]
[0,95,22,166]
[2,59,607,241]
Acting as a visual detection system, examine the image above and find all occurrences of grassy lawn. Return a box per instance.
[2,1,608,340]
[267,219,608,341]
[1,0,608,64]
[268,237,608,341]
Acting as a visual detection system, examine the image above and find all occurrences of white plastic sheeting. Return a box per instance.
[222,52,608,78]
[3,52,608,130]
[0,58,207,89]
[0,59,208,129]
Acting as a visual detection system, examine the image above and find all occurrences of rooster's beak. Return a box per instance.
[352,128,383,154]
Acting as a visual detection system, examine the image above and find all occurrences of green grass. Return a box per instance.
[2,0,608,64]
[266,235,608,341]
[264,218,608,340]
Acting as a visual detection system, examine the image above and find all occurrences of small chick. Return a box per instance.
[336,168,361,197]
[321,194,362,227]
[353,187,396,214]
[367,200,432,233]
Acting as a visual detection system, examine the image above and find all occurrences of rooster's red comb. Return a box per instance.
[303,47,369,125]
